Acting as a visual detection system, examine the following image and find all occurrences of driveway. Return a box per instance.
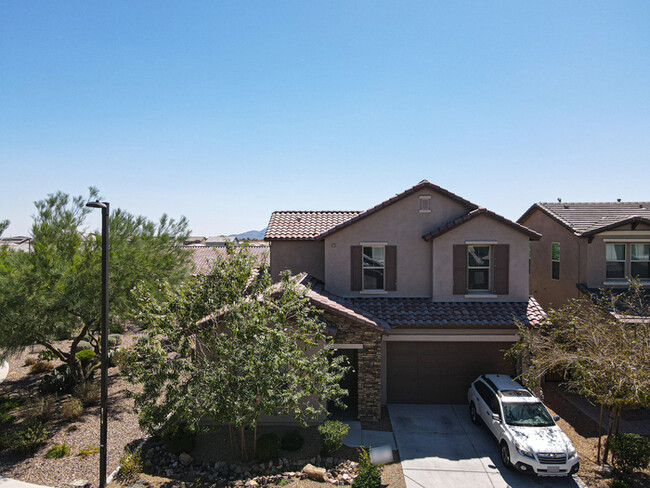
[389,404,584,488]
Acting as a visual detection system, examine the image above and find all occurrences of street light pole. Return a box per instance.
[86,201,110,488]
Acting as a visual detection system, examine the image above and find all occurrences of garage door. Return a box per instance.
[387,341,515,404]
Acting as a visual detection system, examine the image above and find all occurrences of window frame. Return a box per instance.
[361,245,386,291]
[467,245,491,292]
[630,243,650,280]
[551,242,560,281]
[606,243,627,281]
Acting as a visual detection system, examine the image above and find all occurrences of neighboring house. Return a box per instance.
[182,245,270,275]
[206,236,239,247]
[0,236,32,252]
[183,236,207,246]
[518,201,650,310]
[265,180,544,421]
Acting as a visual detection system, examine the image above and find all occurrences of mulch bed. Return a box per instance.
[0,325,144,488]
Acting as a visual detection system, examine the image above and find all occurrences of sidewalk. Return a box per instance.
[0,477,52,488]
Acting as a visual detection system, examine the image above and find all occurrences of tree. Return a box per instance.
[123,247,349,459]
[0,188,191,385]
[510,279,650,464]
[0,220,8,238]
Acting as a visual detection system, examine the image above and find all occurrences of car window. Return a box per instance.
[475,381,491,406]
[491,395,501,416]
[503,402,555,427]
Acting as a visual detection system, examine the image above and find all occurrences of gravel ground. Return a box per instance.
[0,327,145,488]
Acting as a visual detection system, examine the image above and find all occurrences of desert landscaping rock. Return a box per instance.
[302,463,327,481]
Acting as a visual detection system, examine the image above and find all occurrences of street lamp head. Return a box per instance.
[86,201,108,209]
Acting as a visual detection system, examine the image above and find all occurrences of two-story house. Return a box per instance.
[265,181,544,422]
[518,201,650,310]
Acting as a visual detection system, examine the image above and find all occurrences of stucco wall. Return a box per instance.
[522,210,584,310]
[270,240,325,282]
[431,214,531,301]
[323,189,469,297]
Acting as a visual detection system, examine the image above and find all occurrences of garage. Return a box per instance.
[386,341,515,404]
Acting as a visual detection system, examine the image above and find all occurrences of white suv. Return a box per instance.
[467,374,579,477]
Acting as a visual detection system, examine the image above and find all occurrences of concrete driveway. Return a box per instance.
[389,404,584,488]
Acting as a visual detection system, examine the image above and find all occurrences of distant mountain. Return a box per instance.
[229,228,267,240]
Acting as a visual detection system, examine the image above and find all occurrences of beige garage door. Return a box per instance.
[387,341,515,404]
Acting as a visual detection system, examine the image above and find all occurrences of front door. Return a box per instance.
[328,349,358,420]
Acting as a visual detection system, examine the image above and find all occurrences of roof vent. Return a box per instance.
[557,197,562,203]
[564,204,569,209]
[617,198,622,202]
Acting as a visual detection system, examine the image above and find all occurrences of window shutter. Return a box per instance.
[494,244,510,295]
[453,245,467,295]
[351,246,362,291]
[385,245,397,291]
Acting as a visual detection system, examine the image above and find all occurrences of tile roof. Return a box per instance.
[423,207,541,241]
[181,245,269,274]
[519,202,650,236]
[315,180,478,239]
[264,211,361,240]
[346,296,545,329]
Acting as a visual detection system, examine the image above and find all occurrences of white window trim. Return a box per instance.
[604,238,650,243]
[465,240,498,245]
[464,293,498,299]
[384,334,518,342]
[332,343,363,350]
[362,244,386,292]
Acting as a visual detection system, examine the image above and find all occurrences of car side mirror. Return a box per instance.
[492,413,501,422]
[553,415,560,422]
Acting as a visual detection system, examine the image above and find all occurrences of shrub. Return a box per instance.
[40,364,75,395]
[78,444,100,458]
[75,349,96,366]
[318,420,349,455]
[30,361,55,374]
[610,480,629,488]
[37,349,57,361]
[109,348,127,368]
[160,420,197,455]
[76,340,93,352]
[1,420,49,455]
[24,356,38,366]
[24,396,56,421]
[110,322,125,334]
[0,411,15,427]
[109,334,122,348]
[61,398,84,421]
[0,396,23,426]
[46,443,71,459]
[353,447,381,488]
[74,382,101,407]
[610,433,650,477]
[256,433,280,461]
[280,430,304,451]
[118,449,142,480]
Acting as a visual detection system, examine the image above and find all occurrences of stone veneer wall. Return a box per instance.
[321,312,383,422]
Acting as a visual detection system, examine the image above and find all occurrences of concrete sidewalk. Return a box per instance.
[0,476,52,488]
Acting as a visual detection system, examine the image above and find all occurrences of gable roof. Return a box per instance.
[182,245,269,274]
[315,180,479,239]
[265,211,361,240]
[422,207,541,241]
[519,202,650,236]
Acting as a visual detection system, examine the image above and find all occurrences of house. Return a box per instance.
[206,236,239,247]
[183,236,207,246]
[518,201,650,310]
[182,245,269,274]
[265,180,544,421]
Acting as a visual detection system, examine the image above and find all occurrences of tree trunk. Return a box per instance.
[615,404,622,434]
[229,423,233,451]
[253,420,258,458]
[602,407,616,464]
[240,425,246,461]
[597,404,604,464]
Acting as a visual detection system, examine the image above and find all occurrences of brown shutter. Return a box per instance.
[351,246,362,291]
[494,244,510,295]
[453,245,467,295]
[385,245,397,291]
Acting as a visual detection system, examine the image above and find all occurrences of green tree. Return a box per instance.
[0,220,9,238]
[124,248,349,459]
[510,279,650,464]
[0,188,190,384]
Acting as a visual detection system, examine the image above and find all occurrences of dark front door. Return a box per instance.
[387,341,515,404]
[328,348,358,420]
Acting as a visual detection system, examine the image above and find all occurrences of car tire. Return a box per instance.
[500,441,513,469]
[469,401,479,425]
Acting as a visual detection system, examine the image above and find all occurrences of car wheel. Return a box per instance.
[500,442,512,469]
[469,401,479,424]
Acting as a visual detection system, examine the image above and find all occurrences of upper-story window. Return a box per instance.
[631,244,650,280]
[419,195,432,213]
[551,242,560,280]
[467,245,491,291]
[362,246,385,290]
[606,244,626,280]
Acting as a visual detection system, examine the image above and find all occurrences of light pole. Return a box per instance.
[86,200,109,488]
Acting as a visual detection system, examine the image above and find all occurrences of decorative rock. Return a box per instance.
[596,464,614,476]
[70,480,90,488]
[244,481,259,487]
[179,452,194,466]
[303,464,327,482]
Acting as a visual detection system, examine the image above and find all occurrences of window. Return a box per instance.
[362,246,385,290]
[551,242,560,280]
[467,245,490,291]
[419,195,431,213]
[631,244,650,280]
[606,244,626,280]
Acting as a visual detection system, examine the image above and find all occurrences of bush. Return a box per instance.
[160,420,197,455]
[46,443,71,459]
[74,382,101,407]
[110,322,125,334]
[256,433,280,461]
[353,447,381,488]
[610,433,650,477]
[30,361,55,374]
[24,396,56,421]
[76,340,93,352]
[61,398,84,421]
[24,356,38,366]
[40,364,75,395]
[109,334,122,348]
[1,420,49,454]
[280,430,304,451]
[0,411,15,427]
[37,349,56,361]
[118,449,142,480]
[78,444,100,458]
[75,349,96,366]
[0,396,23,426]
[318,420,349,455]
[610,480,629,488]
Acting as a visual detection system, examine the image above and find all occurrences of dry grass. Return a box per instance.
[29,361,54,374]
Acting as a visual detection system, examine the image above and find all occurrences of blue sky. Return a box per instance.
[2,1,649,236]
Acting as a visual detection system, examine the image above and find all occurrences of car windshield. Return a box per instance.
[503,402,555,427]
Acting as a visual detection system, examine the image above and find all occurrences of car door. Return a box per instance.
[475,382,495,428]
[486,393,505,439]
